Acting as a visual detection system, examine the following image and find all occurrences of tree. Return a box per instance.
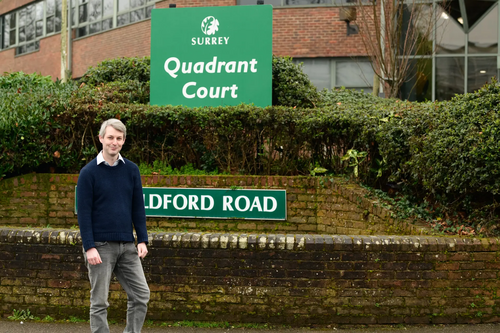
[351,0,441,99]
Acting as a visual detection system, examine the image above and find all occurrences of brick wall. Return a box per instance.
[0,34,62,79]
[0,173,422,235]
[272,7,366,58]
[1,229,500,325]
[71,20,152,78]
[0,0,34,15]
[0,0,368,79]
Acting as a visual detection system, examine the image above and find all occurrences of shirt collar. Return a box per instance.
[97,151,125,166]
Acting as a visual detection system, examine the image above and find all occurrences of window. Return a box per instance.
[16,3,44,55]
[116,0,155,28]
[399,1,499,101]
[0,0,61,55]
[0,0,158,53]
[1,13,16,49]
[238,0,369,6]
[294,58,374,92]
[77,0,114,37]
[46,0,62,35]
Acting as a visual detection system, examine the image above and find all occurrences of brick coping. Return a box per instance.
[1,227,498,252]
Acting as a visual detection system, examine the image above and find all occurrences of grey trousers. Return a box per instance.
[84,242,150,333]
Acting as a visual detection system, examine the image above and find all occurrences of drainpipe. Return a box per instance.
[68,0,72,79]
[375,0,386,97]
[60,0,67,82]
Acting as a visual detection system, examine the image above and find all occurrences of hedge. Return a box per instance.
[1,61,500,225]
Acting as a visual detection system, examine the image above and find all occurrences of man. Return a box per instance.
[77,118,150,333]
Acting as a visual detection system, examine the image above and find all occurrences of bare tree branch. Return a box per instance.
[352,0,445,99]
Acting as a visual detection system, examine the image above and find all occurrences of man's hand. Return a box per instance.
[86,247,102,265]
[137,242,148,259]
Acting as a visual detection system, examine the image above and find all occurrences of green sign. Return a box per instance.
[150,5,272,107]
[143,188,286,220]
[75,187,287,220]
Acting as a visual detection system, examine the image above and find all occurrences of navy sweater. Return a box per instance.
[77,158,148,252]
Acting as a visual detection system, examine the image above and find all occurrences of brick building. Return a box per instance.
[0,0,498,101]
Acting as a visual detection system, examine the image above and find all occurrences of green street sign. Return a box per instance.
[75,187,287,220]
[143,188,286,220]
[150,5,272,107]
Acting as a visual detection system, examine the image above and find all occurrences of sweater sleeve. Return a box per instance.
[131,164,148,245]
[77,166,96,252]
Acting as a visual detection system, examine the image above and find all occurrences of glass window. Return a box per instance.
[283,0,332,4]
[238,0,290,5]
[79,1,88,24]
[117,0,156,27]
[55,0,62,32]
[46,17,54,34]
[0,17,3,50]
[22,5,36,42]
[118,0,130,12]
[47,0,55,16]
[4,13,16,48]
[103,0,113,17]
[400,58,432,102]
[70,0,77,26]
[298,58,330,90]
[435,57,464,100]
[469,5,498,54]
[336,60,374,90]
[117,13,130,26]
[46,0,62,34]
[78,0,115,37]
[36,3,44,37]
[0,0,160,44]
[89,0,102,23]
[467,57,496,93]
[131,8,145,23]
[401,3,434,56]
[238,0,369,5]
[146,5,153,18]
[294,58,374,92]
[436,4,465,54]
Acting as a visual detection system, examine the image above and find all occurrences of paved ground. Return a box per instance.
[1,321,500,333]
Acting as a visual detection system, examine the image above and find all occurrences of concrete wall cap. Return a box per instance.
[0,228,496,252]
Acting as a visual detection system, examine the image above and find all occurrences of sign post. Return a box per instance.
[150,5,272,107]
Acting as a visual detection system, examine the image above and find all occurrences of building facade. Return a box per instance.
[0,0,498,101]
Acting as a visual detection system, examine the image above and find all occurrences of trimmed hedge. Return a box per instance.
[0,72,77,178]
[78,55,320,108]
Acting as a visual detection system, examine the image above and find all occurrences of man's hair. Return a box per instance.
[99,118,127,139]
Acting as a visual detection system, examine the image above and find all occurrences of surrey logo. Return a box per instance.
[201,16,219,35]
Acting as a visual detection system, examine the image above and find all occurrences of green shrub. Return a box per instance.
[79,56,150,85]
[408,81,500,198]
[0,72,53,92]
[0,72,77,179]
[318,86,390,108]
[271,55,320,108]
[78,55,320,107]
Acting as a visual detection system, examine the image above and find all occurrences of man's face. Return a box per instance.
[99,126,125,159]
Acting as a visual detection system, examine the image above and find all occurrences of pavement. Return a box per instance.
[1,321,500,333]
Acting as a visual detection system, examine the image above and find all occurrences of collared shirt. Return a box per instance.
[96,151,125,167]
